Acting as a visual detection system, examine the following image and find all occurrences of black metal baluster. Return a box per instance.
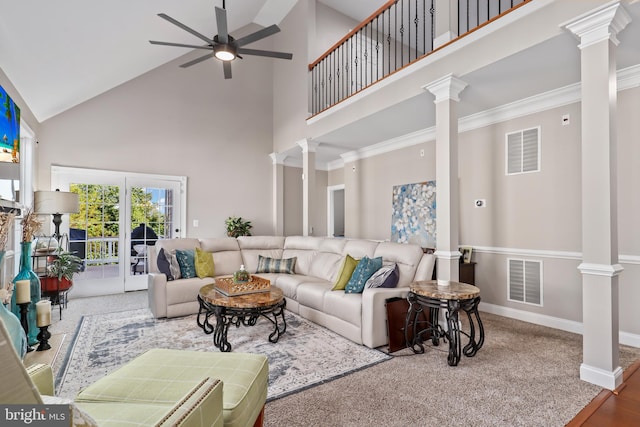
[430,0,435,51]
[422,0,426,56]
[388,8,391,76]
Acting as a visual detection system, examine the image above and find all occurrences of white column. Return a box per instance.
[423,74,467,284]
[269,152,287,236]
[297,139,319,236]
[433,0,459,49]
[564,1,630,391]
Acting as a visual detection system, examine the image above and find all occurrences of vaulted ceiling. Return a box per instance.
[0,0,386,122]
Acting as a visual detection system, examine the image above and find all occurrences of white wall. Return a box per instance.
[327,86,640,338]
[37,45,275,238]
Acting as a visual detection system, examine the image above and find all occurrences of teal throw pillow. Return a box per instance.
[345,256,383,294]
[175,249,196,279]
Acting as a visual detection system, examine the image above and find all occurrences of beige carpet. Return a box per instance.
[49,292,640,426]
[264,312,640,427]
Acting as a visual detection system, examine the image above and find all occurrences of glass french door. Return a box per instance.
[124,178,182,291]
[52,167,185,297]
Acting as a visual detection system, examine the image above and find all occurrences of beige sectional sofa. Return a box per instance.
[147,236,436,349]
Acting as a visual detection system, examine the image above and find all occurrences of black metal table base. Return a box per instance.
[197,295,287,352]
[405,293,484,366]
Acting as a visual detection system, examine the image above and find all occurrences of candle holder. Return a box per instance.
[36,325,51,351]
[18,302,34,352]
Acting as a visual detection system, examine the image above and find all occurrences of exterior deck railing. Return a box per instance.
[309,0,530,116]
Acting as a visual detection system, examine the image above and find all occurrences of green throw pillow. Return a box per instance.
[194,247,215,278]
[332,254,358,291]
[345,256,383,294]
[175,249,196,279]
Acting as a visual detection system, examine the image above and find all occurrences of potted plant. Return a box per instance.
[42,251,83,292]
[225,216,252,238]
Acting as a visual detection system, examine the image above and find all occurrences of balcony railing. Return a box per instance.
[309,0,530,116]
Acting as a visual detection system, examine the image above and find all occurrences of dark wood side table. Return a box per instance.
[459,261,476,285]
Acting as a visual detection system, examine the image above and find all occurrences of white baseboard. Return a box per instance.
[479,302,640,348]
[580,364,624,391]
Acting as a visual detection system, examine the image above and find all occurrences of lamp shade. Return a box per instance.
[34,190,79,214]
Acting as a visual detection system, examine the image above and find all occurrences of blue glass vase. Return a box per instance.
[0,251,28,358]
[11,241,41,346]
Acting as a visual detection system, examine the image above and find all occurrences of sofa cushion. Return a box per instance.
[274,274,325,300]
[345,256,383,294]
[210,252,243,276]
[256,255,296,274]
[374,241,424,287]
[332,255,358,291]
[283,236,324,276]
[322,290,362,327]
[365,264,399,289]
[296,282,333,312]
[309,251,343,283]
[166,277,214,305]
[195,247,215,278]
[175,249,196,279]
[236,236,285,272]
[342,239,379,259]
[153,238,200,276]
[237,236,285,249]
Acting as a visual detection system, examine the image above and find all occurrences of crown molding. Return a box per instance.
[326,64,640,170]
[563,1,631,48]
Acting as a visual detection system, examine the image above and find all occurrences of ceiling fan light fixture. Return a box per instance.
[214,45,235,61]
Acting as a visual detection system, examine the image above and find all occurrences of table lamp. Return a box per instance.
[34,189,80,241]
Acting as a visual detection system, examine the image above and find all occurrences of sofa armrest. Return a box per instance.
[26,363,54,397]
[361,287,410,349]
[148,273,168,319]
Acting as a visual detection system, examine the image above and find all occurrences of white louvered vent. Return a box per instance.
[506,127,540,175]
[508,258,542,306]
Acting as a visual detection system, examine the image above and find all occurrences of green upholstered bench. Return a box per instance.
[1,319,226,427]
[75,349,268,427]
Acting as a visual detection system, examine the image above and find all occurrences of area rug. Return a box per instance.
[57,308,391,401]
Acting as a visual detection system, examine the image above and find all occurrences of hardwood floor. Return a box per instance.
[567,359,640,426]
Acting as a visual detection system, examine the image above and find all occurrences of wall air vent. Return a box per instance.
[506,127,540,175]
[508,258,542,306]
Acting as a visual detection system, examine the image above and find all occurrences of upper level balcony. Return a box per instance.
[309,0,531,117]
[298,0,640,169]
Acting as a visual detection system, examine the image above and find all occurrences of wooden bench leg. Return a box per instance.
[252,405,265,427]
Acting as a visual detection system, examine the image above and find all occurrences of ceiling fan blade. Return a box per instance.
[158,13,213,46]
[234,25,280,47]
[236,48,292,60]
[215,7,229,44]
[149,40,213,50]
[180,53,216,68]
[223,62,232,79]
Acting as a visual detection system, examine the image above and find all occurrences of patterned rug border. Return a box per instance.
[56,308,136,391]
[56,308,393,402]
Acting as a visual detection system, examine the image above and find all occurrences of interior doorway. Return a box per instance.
[327,184,345,238]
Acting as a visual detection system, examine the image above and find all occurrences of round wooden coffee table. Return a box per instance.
[197,282,286,352]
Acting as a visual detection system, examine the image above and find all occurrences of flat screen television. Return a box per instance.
[0,84,20,164]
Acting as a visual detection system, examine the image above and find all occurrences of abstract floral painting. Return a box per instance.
[391,181,436,248]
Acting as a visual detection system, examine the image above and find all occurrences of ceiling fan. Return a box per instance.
[149,0,293,79]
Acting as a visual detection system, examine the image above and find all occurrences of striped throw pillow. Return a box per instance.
[256,255,296,274]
